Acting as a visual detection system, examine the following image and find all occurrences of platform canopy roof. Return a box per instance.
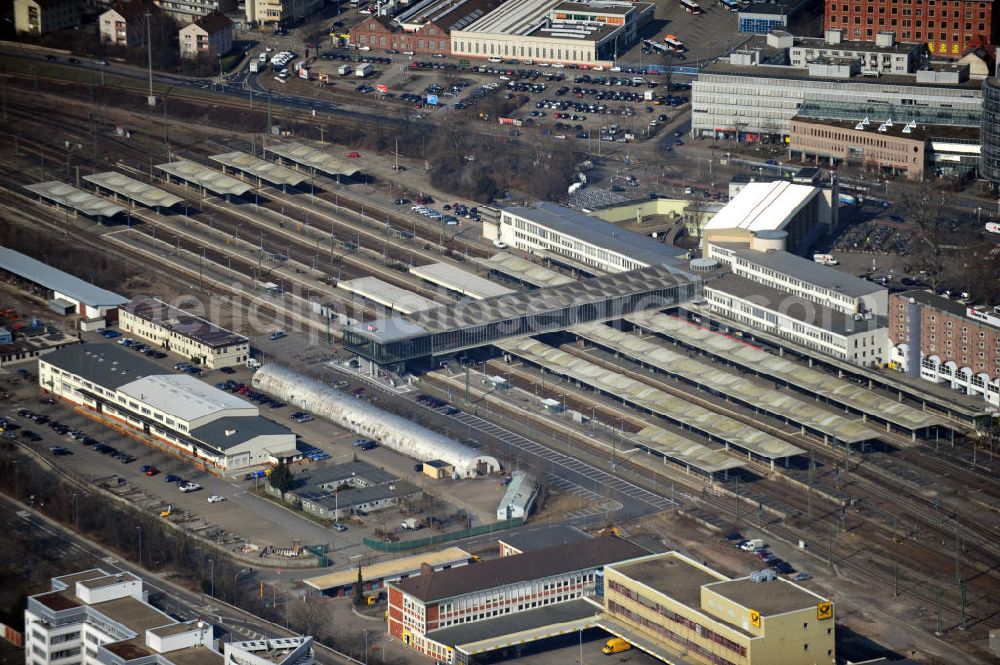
[264,142,362,177]
[83,172,184,208]
[209,151,310,187]
[24,181,126,217]
[154,160,253,196]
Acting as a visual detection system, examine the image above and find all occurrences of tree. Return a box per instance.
[268,461,293,492]
[352,566,364,606]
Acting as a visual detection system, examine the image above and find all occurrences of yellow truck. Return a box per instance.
[602,638,632,654]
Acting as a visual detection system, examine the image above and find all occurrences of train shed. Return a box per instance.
[23,181,126,220]
[154,160,253,200]
[476,252,576,289]
[264,142,362,179]
[83,172,183,211]
[409,262,514,300]
[209,152,310,190]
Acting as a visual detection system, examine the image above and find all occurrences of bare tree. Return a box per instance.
[894,182,949,291]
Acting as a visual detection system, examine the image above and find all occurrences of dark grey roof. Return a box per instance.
[897,289,976,319]
[428,598,600,648]
[305,460,399,488]
[190,416,292,451]
[40,343,166,390]
[707,273,886,335]
[498,524,591,553]
[124,297,247,348]
[700,59,984,91]
[502,202,686,267]
[293,480,420,509]
[742,3,788,15]
[0,246,127,308]
[732,249,885,299]
[395,538,647,602]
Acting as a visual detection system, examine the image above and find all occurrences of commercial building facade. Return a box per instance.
[487,202,686,273]
[158,0,233,21]
[788,29,924,73]
[707,245,888,316]
[14,0,82,34]
[981,76,1000,186]
[450,0,653,66]
[179,11,233,56]
[39,344,296,472]
[244,0,319,27]
[822,0,999,57]
[706,273,889,365]
[603,552,835,665]
[387,538,646,662]
[692,50,982,140]
[119,297,248,368]
[889,290,1000,406]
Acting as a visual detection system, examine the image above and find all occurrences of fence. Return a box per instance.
[362,518,524,552]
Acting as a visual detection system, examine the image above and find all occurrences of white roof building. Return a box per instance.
[118,374,258,429]
[701,180,836,255]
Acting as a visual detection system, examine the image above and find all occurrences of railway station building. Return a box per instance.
[38,344,296,472]
[119,296,250,368]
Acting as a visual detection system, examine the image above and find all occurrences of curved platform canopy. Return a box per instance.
[83,172,184,209]
[154,160,253,197]
[209,151,310,187]
[24,181,126,218]
[264,142,362,178]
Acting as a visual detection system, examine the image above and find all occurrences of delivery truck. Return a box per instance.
[602,638,632,655]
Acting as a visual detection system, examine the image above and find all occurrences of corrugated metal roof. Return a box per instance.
[476,252,576,288]
[704,181,817,233]
[118,374,256,422]
[0,246,128,308]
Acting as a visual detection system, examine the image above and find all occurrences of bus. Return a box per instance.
[664,34,686,50]
[721,0,740,11]
[681,0,703,13]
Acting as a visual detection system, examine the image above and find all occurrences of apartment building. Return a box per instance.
[179,11,233,57]
[244,0,321,27]
[603,552,835,665]
[119,296,247,368]
[99,0,157,47]
[706,245,888,316]
[24,569,218,665]
[14,0,83,35]
[822,0,999,56]
[386,538,646,662]
[889,290,1000,406]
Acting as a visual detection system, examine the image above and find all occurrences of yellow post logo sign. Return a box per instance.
[817,602,833,620]
[749,609,761,627]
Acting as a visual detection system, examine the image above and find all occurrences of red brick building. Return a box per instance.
[349,0,505,56]
[888,290,1000,406]
[823,0,1000,57]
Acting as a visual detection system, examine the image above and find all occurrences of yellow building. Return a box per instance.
[603,552,835,665]
[14,0,82,35]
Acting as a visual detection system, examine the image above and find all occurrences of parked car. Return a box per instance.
[332,523,348,532]
[142,465,159,476]
[219,367,237,374]
[179,482,201,493]
[207,495,226,503]
[165,474,181,483]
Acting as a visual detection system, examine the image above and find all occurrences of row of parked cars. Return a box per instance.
[415,393,460,415]
[119,337,168,359]
[724,532,812,581]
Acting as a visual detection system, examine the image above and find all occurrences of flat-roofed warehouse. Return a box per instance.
[119,296,250,368]
[38,344,297,472]
[83,172,184,210]
[450,0,654,66]
[264,142,362,179]
[24,181,127,219]
[0,245,127,320]
[343,265,699,367]
[209,151,310,189]
[154,160,254,199]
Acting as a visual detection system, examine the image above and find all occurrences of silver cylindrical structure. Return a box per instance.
[252,364,500,477]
